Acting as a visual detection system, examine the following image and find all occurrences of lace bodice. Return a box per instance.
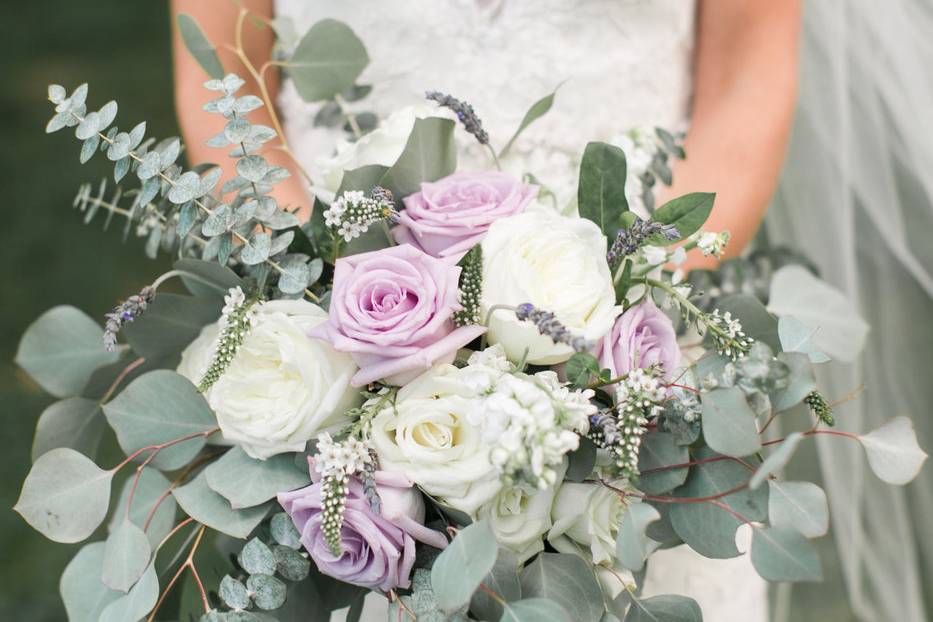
[275,2,767,620]
[277,0,696,208]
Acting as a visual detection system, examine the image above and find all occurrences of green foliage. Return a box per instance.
[109,467,177,547]
[98,563,159,622]
[564,352,607,389]
[286,19,370,102]
[714,294,781,352]
[60,542,122,621]
[15,305,119,398]
[650,192,715,245]
[767,481,829,539]
[101,519,150,592]
[520,553,605,622]
[669,449,767,558]
[750,527,822,582]
[624,595,702,622]
[616,503,661,572]
[636,433,689,495]
[379,117,458,201]
[123,293,221,365]
[206,447,311,509]
[431,520,497,612]
[700,387,762,458]
[777,315,830,363]
[219,575,251,610]
[172,471,272,539]
[768,352,816,413]
[500,85,561,158]
[31,397,104,461]
[500,598,571,622]
[14,448,113,544]
[239,538,277,575]
[469,549,522,621]
[577,142,629,239]
[857,417,928,485]
[270,512,302,550]
[565,436,598,482]
[749,432,803,489]
[102,370,216,470]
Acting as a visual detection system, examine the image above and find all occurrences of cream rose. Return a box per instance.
[478,461,566,564]
[481,208,620,365]
[177,300,359,460]
[315,105,450,202]
[369,365,501,515]
[548,482,624,565]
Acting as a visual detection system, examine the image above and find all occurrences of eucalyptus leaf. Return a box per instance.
[99,562,159,622]
[273,544,311,581]
[566,437,598,482]
[247,574,287,610]
[749,433,803,489]
[241,232,272,265]
[220,575,251,610]
[80,135,100,163]
[577,142,628,238]
[616,503,661,572]
[500,86,561,158]
[623,595,702,622]
[122,293,221,365]
[203,204,234,236]
[178,201,199,237]
[636,432,689,495]
[769,352,816,413]
[14,448,113,543]
[277,255,310,294]
[651,193,715,244]
[173,471,271,539]
[239,537,277,575]
[470,549,522,621]
[701,387,762,458]
[750,527,822,582]
[669,449,767,558]
[102,520,151,592]
[110,467,177,547]
[60,543,122,622]
[102,370,216,470]
[270,512,302,549]
[169,171,202,204]
[15,305,119,398]
[520,553,605,622]
[177,13,225,79]
[237,155,270,183]
[205,446,310,509]
[175,258,246,297]
[501,598,571,622]
[767,480,828,538]
[715,295,781,353]
[858,416,928,485]
[75,111,101,140]
[777,315,830,363]
[287,19,369,102]
[431,519,497,611]
[380,117,457,200]
[31,397,104,461]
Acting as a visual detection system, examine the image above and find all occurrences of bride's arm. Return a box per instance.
[171,0,312,218]
[667,0,801,270]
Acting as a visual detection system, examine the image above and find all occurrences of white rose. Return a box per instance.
[481,207,620,365]
[177,300,359,460]
[315,104,450,202]
[369,364,502,515]
[478,461,566,564]
[548,482,624,566]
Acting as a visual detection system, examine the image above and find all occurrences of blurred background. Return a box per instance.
[0,2,175,618]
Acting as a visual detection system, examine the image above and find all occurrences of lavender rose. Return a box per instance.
[394,171,536,260]
[310,244,486,386]
[278,463,447,591]
[594,299,681,380]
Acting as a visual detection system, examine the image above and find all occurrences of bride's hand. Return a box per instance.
[666,0,801,271]
[171,0,313,222]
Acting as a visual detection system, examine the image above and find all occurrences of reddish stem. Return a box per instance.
[99,356,146,404]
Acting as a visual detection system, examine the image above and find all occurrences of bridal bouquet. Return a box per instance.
[15,12,926,622]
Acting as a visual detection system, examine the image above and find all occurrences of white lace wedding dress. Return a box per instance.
[275,1,768,620]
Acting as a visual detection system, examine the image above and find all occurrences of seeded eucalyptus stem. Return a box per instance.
[56,104,321,303]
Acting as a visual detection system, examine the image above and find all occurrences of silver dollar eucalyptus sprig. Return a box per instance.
[46,78,322,300]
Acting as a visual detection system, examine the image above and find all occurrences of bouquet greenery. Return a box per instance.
[15,10,926,622]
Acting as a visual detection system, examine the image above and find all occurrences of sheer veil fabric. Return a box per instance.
[768,1,933,620]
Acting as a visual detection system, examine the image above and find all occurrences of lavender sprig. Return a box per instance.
[515,303,592,353]
[425,90,489,145]
[103,286,156,351]
[607,217,680,269]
